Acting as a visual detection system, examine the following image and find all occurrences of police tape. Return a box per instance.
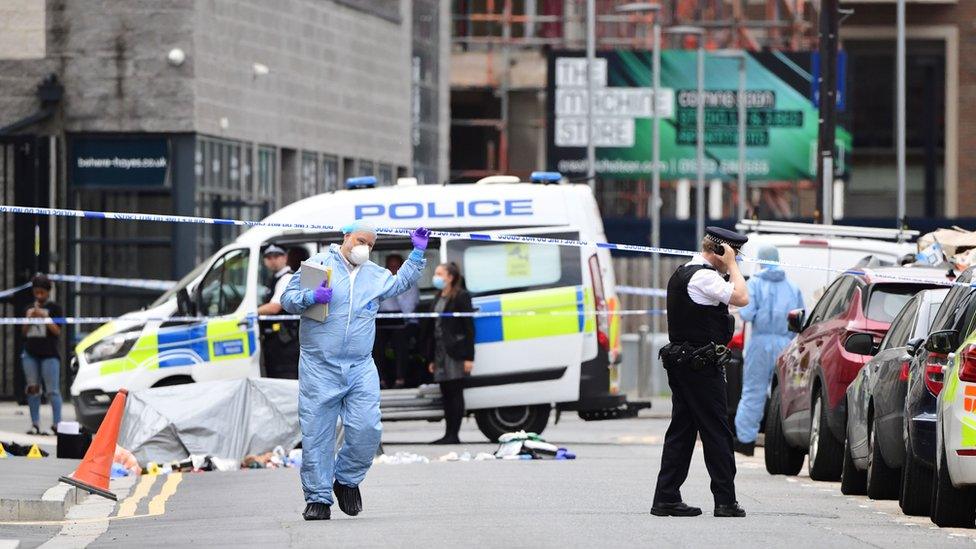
[0,282,32,300]
[0,274,174,300]
[0,309,666,325]
[0,204,968,290]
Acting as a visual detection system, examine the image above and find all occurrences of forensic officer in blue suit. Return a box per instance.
[733,244,803,456]
[281,220,430,521]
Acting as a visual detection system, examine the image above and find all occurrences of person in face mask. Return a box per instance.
[419,262,475,444]
[281,220,430,521]
[732,244,804,456]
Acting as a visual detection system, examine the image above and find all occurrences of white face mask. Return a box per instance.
[348,244,370,265]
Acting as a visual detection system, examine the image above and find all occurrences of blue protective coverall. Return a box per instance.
[281,244,425,504]
[733,266,803,444]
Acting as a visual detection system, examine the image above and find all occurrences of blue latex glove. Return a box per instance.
[411,227,430,250]
[313,282,332,304]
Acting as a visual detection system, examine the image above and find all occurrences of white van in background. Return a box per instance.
[71,174,647,441]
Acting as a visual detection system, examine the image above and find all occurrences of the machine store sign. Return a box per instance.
[70,136,169,187]
[546,50,852,181]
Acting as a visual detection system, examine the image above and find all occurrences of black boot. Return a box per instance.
[333,481,362,516]
[714,502,746,517]
[302,502,331,521]
[733,440,755,457]
[651,502,702,517]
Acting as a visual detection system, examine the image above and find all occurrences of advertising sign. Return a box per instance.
[546,50,852,181]
[70,136,169,187]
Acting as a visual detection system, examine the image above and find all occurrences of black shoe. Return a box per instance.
[651,502,703,517]
[430,436,461,445]
[714,502,746,517]
[302,502,331,521]
[333,481,362,516]
[733,440,755,457]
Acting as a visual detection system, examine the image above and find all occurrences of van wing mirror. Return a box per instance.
[906,337,925,357]
[177,288,196,317]
[844,332,876,356]
[924,329,959,355]
[787,309,805,333]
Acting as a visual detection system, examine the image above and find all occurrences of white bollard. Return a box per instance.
[708,178,723,219]
[675,178,691,220]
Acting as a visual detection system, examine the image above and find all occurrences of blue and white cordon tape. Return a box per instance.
[0,273,174,299]
[0,204,971,290]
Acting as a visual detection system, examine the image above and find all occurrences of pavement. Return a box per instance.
[3,406,976,548]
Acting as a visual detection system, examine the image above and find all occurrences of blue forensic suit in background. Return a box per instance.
[733,253,803,445]
[281,243,425,505]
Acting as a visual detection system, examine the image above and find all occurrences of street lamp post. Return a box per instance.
[665,26,706,243]
[616,2,661,398]
[715,50,748,221]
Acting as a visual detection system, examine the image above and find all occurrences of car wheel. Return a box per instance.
[900,432,933,516]
[475,404,550,442]
[764,387,804,476]
[865,414,900,500]
[931,439,976,528]
[840,432,866,495]
[808,389,844,481]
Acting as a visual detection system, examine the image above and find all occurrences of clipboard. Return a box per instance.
[299,261,332,321]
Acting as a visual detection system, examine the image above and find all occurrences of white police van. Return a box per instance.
[71,173,647,441]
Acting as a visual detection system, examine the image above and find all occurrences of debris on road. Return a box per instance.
[494,431,576,460]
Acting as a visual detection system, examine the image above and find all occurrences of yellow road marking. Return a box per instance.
[147,473,183,516]
[116,474,158,518]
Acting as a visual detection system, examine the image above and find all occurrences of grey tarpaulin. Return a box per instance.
[118,378,300,465]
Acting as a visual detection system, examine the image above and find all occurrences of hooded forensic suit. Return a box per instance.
[281,243,425,505]
[733,248,803,445]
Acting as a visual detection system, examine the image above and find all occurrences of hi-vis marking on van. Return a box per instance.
[87,318,257,376]
[472,286,596,344]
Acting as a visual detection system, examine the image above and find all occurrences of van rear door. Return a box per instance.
[443,227,590,408]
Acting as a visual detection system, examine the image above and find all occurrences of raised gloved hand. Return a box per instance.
[411,227,430,250]
[313,281,332,305]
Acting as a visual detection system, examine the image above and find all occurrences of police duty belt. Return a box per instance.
[659,342,732,371]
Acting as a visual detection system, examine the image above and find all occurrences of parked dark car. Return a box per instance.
[900,267,976,516]
[841,288,949,499]
[764,266,950,480]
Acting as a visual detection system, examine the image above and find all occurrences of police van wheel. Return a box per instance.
[764,387,804,476]
[475,405,551,442]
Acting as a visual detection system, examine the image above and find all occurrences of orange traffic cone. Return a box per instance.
[59,389,128,501]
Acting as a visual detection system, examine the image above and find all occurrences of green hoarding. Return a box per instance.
[546,50,851,181]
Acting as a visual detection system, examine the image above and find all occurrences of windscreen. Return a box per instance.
[446,232,582,296]
[866,284,937,322]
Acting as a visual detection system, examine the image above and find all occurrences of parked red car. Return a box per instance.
[764,266,951,480]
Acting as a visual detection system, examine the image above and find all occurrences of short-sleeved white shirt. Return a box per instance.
[685,255,733,306]
[269,266,293,305]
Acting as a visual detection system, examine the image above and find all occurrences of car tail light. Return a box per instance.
[959,344,976,383]
[899,361,910,382]
[925,353,947,395]
[728,330,744,351]
[588,255,609,352]
[957,449,976,456]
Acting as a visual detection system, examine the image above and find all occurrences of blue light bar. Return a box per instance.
[346,176,377,189]
[530,171,562,184]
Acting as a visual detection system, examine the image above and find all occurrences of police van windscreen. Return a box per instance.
[446,233,582,296]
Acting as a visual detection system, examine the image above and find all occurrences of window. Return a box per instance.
[806,278,842,326]
[880,296,919,351]
[257,146,276,200]
[358,159,375,177]
[378,163,394,186]
[301,152,319,197]
[322,156,339,192]
[446,233,582,296]
[866,284,935,323]
[197,249,250,316]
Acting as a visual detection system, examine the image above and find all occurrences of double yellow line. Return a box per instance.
[116,473,183,518]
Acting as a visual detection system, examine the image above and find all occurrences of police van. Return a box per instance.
[71,174,646,440]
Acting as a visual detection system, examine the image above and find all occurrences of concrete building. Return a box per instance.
[0,0,449,399]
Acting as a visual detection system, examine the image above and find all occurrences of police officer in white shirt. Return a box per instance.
[651,227,749,519]
[258,245,299,379]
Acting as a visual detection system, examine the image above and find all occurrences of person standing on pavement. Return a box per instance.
[421,262,475,444]
[652,227,749,519]
[257,245,300,379]
[733,245,803,456]
[21,274,63,435]
[373,254,420,388]
[281,221,429,521]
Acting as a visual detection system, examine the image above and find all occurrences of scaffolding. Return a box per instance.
[450,0,817,183]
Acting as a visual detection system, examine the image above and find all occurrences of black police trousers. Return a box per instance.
[653,362,737,506]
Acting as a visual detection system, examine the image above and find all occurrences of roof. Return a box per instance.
[854,266,956,286]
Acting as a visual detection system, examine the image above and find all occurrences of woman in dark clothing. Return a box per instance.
[424,262,475,444]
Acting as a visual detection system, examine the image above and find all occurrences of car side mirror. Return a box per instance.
[787,309,805,333]
[844,332,876,356]
[924,329,959,355]
[906,337,925,357]
[177,288,196,317]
